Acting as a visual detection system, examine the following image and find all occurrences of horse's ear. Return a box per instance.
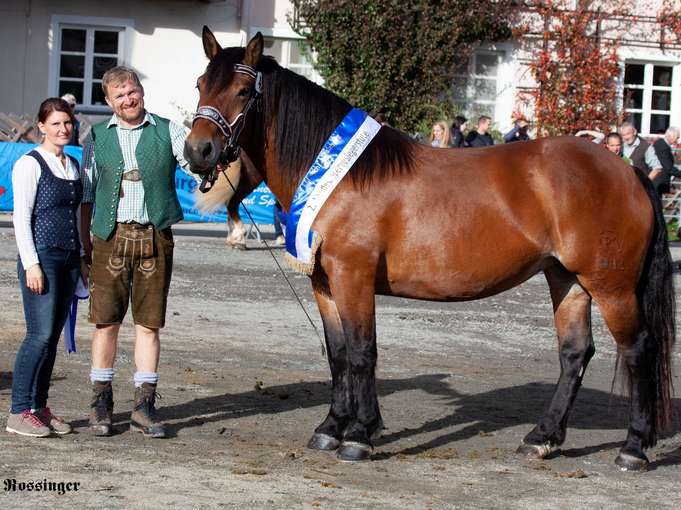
[202,25,221,60]
[244,32,264,68]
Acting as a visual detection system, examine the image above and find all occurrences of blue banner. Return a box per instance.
[0,141,274,224]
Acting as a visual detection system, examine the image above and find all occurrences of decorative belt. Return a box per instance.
[121,169,141,181]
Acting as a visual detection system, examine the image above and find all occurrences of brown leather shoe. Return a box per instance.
[89,381,114,436]
[130,383,166,438]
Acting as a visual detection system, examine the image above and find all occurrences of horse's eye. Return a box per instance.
[237,87,250,97]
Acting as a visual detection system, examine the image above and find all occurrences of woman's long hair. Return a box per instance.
[429,121,451,148]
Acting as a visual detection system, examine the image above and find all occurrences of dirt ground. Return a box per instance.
[1,225,681,509]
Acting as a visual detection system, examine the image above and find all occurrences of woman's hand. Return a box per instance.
[80,257,90,286]
[25,264,44,294]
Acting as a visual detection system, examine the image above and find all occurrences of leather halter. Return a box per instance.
[192,63,263,192]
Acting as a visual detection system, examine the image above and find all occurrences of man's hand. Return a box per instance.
[649,168,662,181]
[25,264,44,294]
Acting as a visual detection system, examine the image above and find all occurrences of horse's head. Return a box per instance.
[184,27,264,178]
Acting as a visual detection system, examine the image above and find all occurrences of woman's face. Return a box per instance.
[38,110,73,148]
[460,122,468,132]
[432,124,443,140]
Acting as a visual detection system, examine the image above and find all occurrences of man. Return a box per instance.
[503,117,530,143]
[465,115,494,148]
[652,126,680,194]
[60,93,80,146]
[618,121,662,184]
[81,66,192,438]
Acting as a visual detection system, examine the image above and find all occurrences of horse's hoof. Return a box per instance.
[336,441,372,462]
[230,243,247,250]
[615,452,649,472]
[516,441,555,459]
[370,422,385,441]
[307,433,340,451]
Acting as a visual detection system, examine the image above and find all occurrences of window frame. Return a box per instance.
[622,60,676,135]
[251,26,322,85]
[49,15,134,114]
[452,50,505,123]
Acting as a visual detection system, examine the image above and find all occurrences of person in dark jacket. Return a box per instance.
[450,115,468,148]
[652,126,680,194]
[465,115,494,148]
[504,117,530,143]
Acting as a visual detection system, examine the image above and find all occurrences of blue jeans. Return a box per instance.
[11,248,80,413]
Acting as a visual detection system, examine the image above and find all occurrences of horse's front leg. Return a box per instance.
[518,267,594,459]
[327,265,382,462]
[307,284,351,451]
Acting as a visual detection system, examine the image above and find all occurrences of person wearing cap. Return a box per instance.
[60,93,80,146]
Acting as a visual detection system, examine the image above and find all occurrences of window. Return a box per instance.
[452,51,503,121]
[57,25,122,107]
[623,62,673,135]
[263,36,321,84]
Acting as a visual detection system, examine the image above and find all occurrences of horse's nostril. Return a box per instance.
[201,141,214,159]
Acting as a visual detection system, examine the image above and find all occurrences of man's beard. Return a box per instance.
[119,105,143,122]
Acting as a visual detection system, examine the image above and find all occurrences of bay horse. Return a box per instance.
[184,28,676,471]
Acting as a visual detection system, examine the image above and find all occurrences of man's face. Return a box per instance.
[620,125,636,145]
[105,80,145,125]
[666,131,680,145]
[478,119,491,133]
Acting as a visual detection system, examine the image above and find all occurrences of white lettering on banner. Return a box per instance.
[294,115,381,262]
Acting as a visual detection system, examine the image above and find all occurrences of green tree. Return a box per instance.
[291,0,514,133]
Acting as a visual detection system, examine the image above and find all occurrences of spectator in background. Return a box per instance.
[450,115,468,148]
[504,117,530,143]
[273,201,285,246]
[652,126,680,194]
[60,94,80,147]
[619,121,662,184]
[429,121,451,148]
[575,129,632,164]
[465,116,494,148]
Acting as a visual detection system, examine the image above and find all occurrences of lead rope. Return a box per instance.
[220,169,326,357]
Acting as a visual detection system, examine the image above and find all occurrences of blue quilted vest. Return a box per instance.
[29,150,82,251]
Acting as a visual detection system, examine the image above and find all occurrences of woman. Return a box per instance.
[429,121,451,148]
[6,98,84,437]
[450,115,468,148]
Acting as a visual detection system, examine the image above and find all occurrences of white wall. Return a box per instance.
[0,0,245,123]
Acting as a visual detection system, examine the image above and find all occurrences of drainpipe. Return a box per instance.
[239,0,251,45]
[23,0,33,113]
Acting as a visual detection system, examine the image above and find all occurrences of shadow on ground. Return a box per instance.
[69,373,681,468]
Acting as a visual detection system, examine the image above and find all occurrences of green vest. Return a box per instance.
[90,114,183,240]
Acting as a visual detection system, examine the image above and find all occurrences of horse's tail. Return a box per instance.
[632,169,676,437]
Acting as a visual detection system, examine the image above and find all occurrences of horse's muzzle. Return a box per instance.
[183,138,219,175]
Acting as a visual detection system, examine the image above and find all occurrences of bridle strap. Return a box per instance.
[192,62,262,193]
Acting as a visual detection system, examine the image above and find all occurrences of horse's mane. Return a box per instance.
[208,47,416,189]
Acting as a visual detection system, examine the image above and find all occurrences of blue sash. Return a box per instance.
[284,108,381,270]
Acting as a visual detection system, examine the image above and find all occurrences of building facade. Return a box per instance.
[1,0,679,135]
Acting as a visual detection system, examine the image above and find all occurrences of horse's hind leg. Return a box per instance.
[307,284,351,451]
[594,294,655,471]
[518,265,595,459]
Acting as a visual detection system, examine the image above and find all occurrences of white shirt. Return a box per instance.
[12,146,81,268]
